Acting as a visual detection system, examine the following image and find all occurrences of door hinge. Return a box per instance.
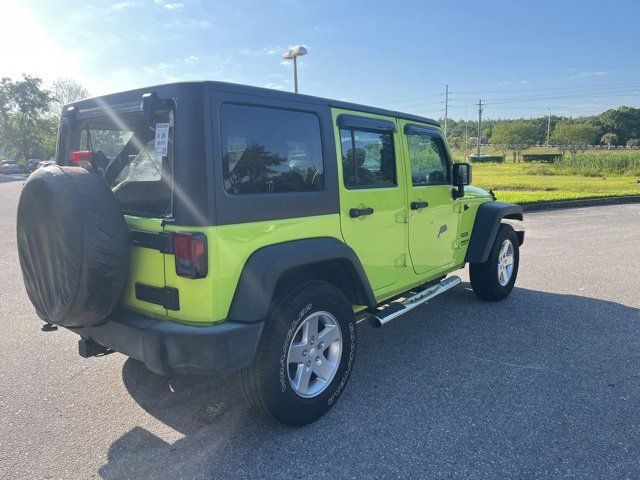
[130,230,174,254]
[135,284,180,310]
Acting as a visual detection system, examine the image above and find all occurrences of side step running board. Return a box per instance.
[368,276,461,328]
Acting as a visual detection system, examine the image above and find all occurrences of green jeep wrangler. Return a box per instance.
[17,82,523,426]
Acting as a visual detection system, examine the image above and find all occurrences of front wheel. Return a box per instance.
[241,280,356,426]
[470,223,520,301]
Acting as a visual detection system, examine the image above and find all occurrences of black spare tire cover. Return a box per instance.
[17,165,130,328]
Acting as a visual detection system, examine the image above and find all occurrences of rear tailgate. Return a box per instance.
[122,216,169,318]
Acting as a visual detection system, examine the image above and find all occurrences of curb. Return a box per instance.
[521,195,640,212]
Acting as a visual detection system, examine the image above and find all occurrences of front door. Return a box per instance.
[400,121,459,276]
[333,110,407,291]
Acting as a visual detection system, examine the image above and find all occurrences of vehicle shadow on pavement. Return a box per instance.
[99,285,640,479]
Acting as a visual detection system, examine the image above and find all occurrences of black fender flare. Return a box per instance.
[227,237,376,323]
[465,201,524,264]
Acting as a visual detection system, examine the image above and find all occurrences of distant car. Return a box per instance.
[468,152,490,159]
[0,162,23,174]
[25,159,41,173]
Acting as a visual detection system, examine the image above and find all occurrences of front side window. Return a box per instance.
[340,128,396,189]
[406,131,450,186]
[220,104,324,194]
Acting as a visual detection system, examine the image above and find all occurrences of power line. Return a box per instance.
[453,80,640,95]
[381,81,640,110]
[444,84,449,137]
[485,91,640,105]
[393,89,639,112]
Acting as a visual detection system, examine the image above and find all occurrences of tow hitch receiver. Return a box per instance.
[78,338,114,358]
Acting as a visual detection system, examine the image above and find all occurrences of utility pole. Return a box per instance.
[464,103,469,160]
[477,99,483,158]
[444,84,449,138]
[546,108,551,147]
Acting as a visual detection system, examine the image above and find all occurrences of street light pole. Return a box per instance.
[546,108,551,147]
[282,46,308,94]
[477,99,483,158]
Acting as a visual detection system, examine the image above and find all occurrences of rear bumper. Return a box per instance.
[72,310,264,376]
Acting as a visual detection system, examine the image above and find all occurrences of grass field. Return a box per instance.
[453,149,640,204]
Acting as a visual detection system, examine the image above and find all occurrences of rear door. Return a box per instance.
[123,217,169,316]
[333,109,407,291]
[399,121,459,275]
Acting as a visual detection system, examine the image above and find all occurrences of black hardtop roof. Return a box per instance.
[66,80,441,128]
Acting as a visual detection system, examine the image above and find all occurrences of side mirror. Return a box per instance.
[452,163,472,199]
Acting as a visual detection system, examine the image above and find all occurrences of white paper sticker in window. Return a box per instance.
[154,123,170,156]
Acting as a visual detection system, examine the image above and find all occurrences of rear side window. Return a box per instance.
[340,128,396,189]
[220,104,324,194]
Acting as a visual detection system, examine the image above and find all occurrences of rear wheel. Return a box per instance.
[241,280,356,426]
[470,224,519,301]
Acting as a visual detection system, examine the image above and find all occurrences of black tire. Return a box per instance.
[470,223,519,301]
[17,165,129,328]
[241,280,356,426]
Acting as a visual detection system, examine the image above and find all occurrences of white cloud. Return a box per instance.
[184,55,200,64]
[280,60,290,66]
[164,2,184,11]
[264,82,285,90]
[565,70,609,80]
[111,1,138,10]
[264,47,280,56]
[578,70,608,77]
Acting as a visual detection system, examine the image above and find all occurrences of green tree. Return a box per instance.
[550,122,598,154]
[600,132,618,150]
[0,75,54,162]
[594,106,640,145]
[627,138,640,148]
[52,77,90,117]
[490,121,538,162]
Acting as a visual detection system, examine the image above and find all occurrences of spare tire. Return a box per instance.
[17,165,129,328]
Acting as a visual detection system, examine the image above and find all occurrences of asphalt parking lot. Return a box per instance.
[1,174,639,479]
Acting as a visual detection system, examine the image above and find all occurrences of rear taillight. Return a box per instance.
[173,232,208,279]
[72,150,93,166]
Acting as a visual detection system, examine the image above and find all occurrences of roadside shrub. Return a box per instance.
[522,153,563,163]
[470,155,504,163]
[556,151,640,175]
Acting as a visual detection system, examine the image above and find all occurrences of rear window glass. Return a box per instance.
[340,128,396,189]
[62,110,174,218]
[220,104,324,194]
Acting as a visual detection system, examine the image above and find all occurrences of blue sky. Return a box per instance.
[3,0,639,119]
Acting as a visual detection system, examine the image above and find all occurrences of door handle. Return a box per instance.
[349,207,374,218]
[410,201,429,210]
